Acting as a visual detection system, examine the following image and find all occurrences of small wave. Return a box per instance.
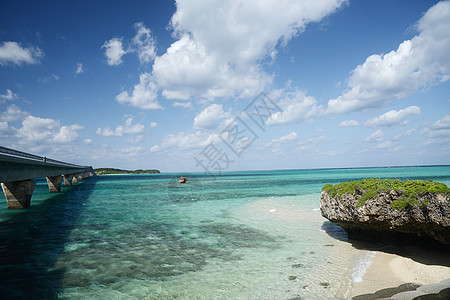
[351,251,376,283]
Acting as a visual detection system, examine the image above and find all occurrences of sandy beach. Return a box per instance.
[351,247,450,299]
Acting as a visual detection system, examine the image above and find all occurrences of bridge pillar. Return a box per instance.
[46,176,62,193]
[63,174,73,187]
[77,173,83,182]
[1,180,36,209]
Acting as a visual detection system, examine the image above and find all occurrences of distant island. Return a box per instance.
[94,168,161,175]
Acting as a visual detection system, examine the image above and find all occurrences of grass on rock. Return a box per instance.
[322,178,450,210]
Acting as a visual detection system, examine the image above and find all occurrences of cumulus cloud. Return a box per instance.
[53,124,84,143]
[96,117,145,136]
[0,41,43,66]
[364,106,421,127]
[295,135,326,152]
[327,1,450,114]
[425,115,450,139]
[84,139,92,145]
[127,134,144,144]
[120,146,144,157]
[339,120,359,127]
[432,115,450,129]
[75,62,84,74]
[132,22,157,64]
[116,72,162,109]
[266,88,321,125]
[159,131,220,150]
[365,129,384,142]
[150,122,158,128]
[126,0,344,102]
[17,116,83,144]
[0,104,28,122]
[0,89,18,101]
[193,103,231,129]
[340,106,421,127]
[103,23,156,66]
[116,73,162,109]
[173,101,193,109]
[272,132,298,143]
[102,37,127,66]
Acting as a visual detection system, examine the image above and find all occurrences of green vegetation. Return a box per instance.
[94,168,160,175]
[322,178,450,210]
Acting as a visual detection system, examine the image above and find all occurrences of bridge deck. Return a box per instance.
[0,146,90,182]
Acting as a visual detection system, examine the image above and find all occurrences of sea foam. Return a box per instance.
[351,251,376,282]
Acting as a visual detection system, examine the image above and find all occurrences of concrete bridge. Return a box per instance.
[0,146,95,209]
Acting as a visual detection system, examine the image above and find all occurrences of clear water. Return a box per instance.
[0,166,449,299]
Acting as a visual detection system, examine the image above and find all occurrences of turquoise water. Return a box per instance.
[0,166,449,299]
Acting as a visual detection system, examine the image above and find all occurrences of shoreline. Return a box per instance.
[351,247,450,299]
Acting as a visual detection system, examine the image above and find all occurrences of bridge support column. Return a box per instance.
[1,180,36,209]
[63,174,73,187]
[46,176,62,193]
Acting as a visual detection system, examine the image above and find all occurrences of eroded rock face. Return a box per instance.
[320,190,450,246]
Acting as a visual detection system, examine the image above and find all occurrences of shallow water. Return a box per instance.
[0,166,449,299]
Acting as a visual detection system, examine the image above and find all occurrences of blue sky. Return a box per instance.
[1,0,449,172]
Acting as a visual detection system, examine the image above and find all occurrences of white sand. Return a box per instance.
[351,248,450,298]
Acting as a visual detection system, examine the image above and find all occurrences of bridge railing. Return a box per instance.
[0,146,86,168]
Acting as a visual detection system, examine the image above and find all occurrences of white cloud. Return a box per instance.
[116,72,163,109]
[375,141,393,149]
[327,1,450,114]
[432,115,450,129]
[0,41,43,66]
[173,101,193,109]
[0,89,18,101]
[339,120,359,127]
[0,104,28,137]
[150,122,158,128]
[425,115,450,139]
[53,124,84,143]
[75,62,83,74]
[84,139,92,145]
[0,104,27,122]
[127,134,144,144]
[150,145,161,153]
[120,146,144,157]
[102,37,127,66]
[132,22,157,64]
[295,135,326,152]
[160,131,220,150]
[147,0,345,101]
[39,74,60,83]
[193,103,231,129]
[17,116,83,144]
[364,106,421,127]
[365,129,384,142]
[96,117,145,136]
[272,132,298,143]
[266,88,321,125]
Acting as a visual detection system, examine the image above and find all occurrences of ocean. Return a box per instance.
[0,166,449,299]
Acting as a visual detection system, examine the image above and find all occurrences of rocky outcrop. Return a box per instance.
[320,190,450,246]
[179,176,188,184]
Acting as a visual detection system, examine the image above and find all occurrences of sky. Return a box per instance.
[0,0,449,172]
